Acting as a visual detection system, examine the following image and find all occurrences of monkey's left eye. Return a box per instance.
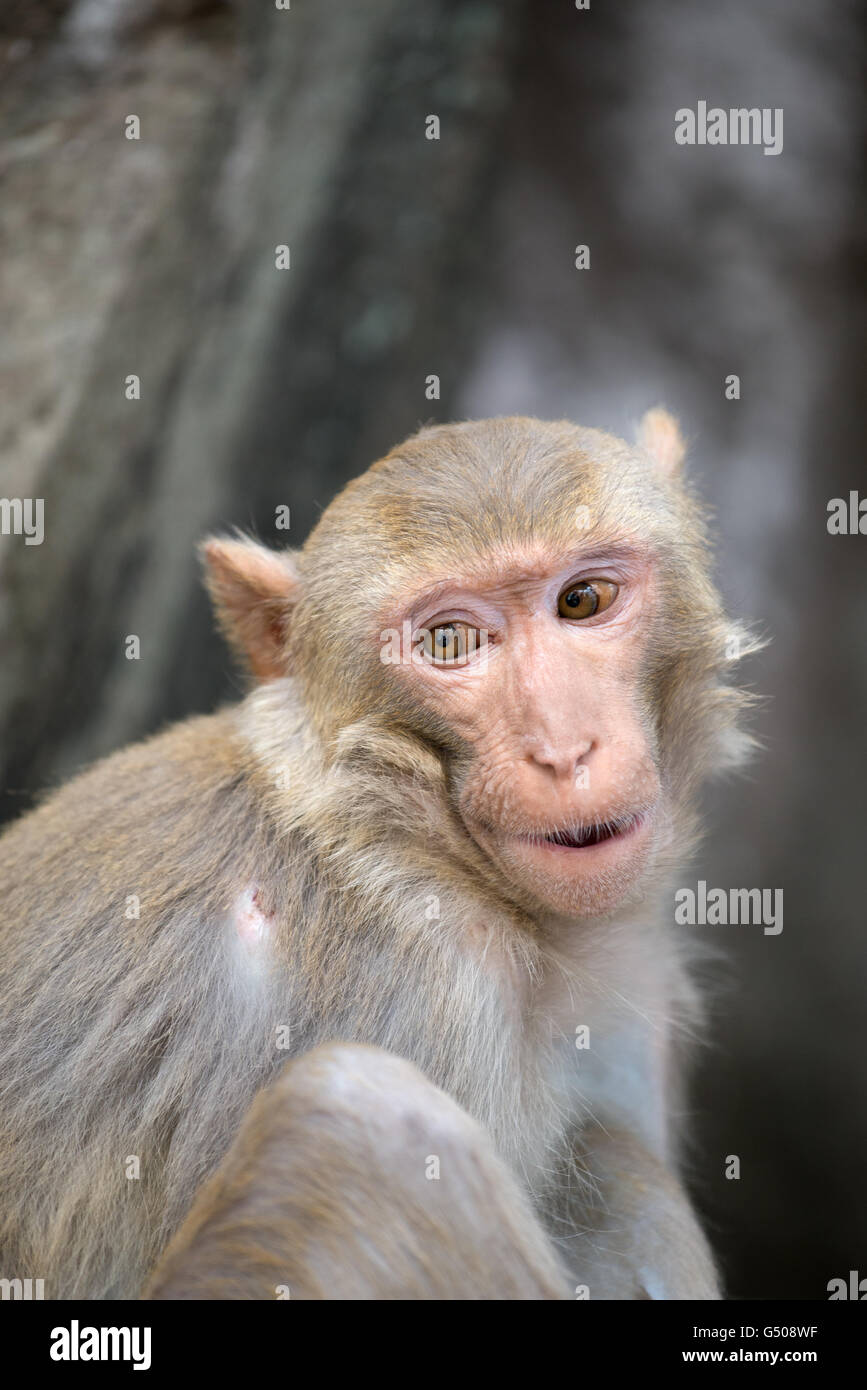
[557,579,619,620]
[422,622,485,665]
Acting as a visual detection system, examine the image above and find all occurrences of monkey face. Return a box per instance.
[208,414,748,919]
[388,539,666,918]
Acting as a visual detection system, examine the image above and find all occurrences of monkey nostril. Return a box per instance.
[529,741,593,779]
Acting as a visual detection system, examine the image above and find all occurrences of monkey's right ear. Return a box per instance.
[201,536,300,681]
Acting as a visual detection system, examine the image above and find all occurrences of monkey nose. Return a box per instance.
[527,740,593,781]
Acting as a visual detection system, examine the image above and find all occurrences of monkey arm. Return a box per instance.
[144,1043,572,1301]
[552,1124,720,1300]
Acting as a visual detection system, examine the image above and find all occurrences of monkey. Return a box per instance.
[0,410,757,1299]
[144,1042,573,1300]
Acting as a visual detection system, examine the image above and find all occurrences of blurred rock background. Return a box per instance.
[1,0,864,1299]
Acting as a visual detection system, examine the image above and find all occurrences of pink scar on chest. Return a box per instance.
[233,885,275,948]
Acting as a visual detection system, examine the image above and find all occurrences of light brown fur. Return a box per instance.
[0,413,758,1299]
[144,1044,572,1300]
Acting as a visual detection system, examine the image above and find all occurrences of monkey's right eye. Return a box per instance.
[421,622,485,665]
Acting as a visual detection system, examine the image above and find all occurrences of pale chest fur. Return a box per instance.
[227,876,675,1189]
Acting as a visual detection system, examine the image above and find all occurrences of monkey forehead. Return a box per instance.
[299,416,683,597]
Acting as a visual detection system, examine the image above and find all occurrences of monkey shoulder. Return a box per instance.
[0,707,281,948]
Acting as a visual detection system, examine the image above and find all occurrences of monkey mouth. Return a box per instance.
[468,809,652,864]
[538,813,645,850]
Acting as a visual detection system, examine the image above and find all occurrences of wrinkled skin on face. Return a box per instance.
[392,541,664,917]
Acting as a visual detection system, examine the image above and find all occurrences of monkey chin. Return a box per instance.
[470,812,657,920]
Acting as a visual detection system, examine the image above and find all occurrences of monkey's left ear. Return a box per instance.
[201,536,300,682]
[636,407,687,478]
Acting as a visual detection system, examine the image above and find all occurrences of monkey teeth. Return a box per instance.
[544,816,637,849]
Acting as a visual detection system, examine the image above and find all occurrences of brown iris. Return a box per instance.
[422,622,484,664]
[557,579,619,620]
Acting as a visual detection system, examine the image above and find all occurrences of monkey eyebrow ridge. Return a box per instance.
[402,542,646,616]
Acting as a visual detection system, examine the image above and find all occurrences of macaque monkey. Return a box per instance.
[0,411,756,1300]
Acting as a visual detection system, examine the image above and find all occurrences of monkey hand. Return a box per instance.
[561,1126,721,1300]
